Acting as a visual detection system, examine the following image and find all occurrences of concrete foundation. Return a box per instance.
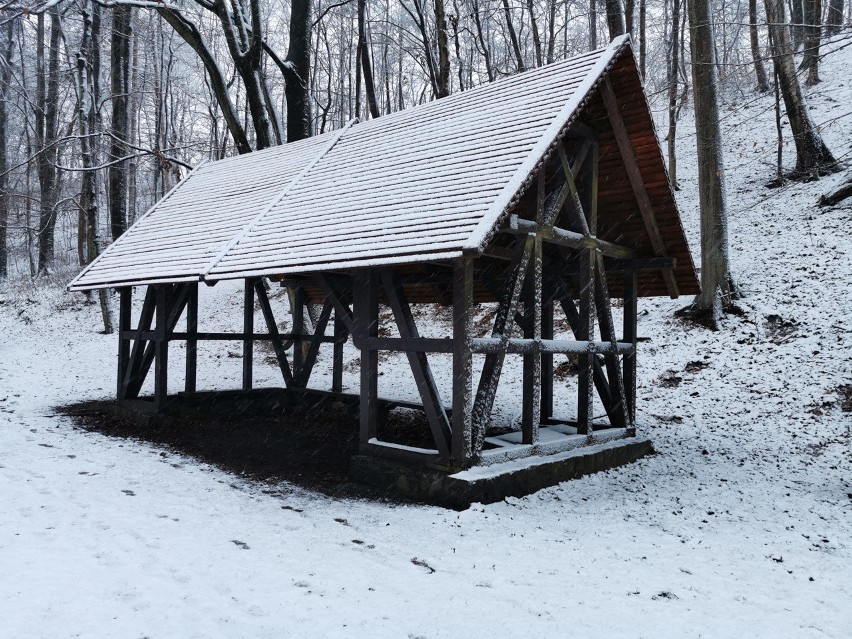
[350,436,654,509]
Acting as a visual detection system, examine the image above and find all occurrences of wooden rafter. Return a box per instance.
[254,281,294,387]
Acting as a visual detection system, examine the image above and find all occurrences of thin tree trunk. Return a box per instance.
[687,0,737,323]
[546,0,557,63]
[590,0,598,49]
[790,0,804,49]
[606,0,626,39]
[35,8,61,276]
[471,0,495,81]
[109,5,133,240]
[434,0,451,96]
[358,0,381,116]
[625,0,635,34]
[640,0,646,75]
[527,0,544,67]
[764,0,836,175]
[800,0,821,84]
[0,19,13,279]
[127,18,140,224]
[749,0,770,92]
[826,0,844,34]
[667,0,682,189]
[501,0,526,72]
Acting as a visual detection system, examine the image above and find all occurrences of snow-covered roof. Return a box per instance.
[69,35,696,296]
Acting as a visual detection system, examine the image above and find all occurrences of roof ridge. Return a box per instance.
[463,34,631,253]
[200,118,358,279]
[67,158,209,291]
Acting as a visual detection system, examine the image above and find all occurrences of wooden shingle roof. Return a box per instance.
[69,36,698,297]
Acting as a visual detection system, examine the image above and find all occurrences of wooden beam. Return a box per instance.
[601,75,679,298]
[117,288,131,401]
[154,285,169,410]
[353,270,379,446]
[313,274,354,333]
[254,280,294,387]
[243,278,254,390]
[380,269,451,457]
[121,285,156,400]
[507,216,638,260]
[623,270,638,432]
[293,300,334,388]
[522,174,545,446]
[470,338,633,355]
[451,257,474,466]
[593,254,629,428]
[540,278,554,423]
[577,247,595,438]
[185,283,198,394]
[332,315,346,393]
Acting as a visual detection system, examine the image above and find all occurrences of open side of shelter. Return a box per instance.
[69,37,698,501]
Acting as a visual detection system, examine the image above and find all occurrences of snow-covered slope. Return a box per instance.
[1,39,851,638]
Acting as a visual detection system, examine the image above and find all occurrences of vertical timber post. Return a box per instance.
[354,270,379,447]
[117,287,132,401]
[154,285,169,410]
[185,282,198,394]
[243,278,254,390]
[451,257,474,466]
[332,314,345,393]
[540,281,554,422]
[522,237,542,445]
[292,285,306,380]
[577,259,596,436]
[623,270,638,433]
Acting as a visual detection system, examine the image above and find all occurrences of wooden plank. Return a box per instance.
[291,285,305,380]
[593,254,629,428]
[522,174,545,446]
[451,257,474,466]
[243,279,254,391]
[577,248,595,438]
[541,278,554,423]
[380,269,451,457]
[471,338,633,355]
[313,275,353,333]
[601,75,679,298]
[507,216,637,260]
[353,270,379,446]
[254,280,294,387]
[185,283,198,394]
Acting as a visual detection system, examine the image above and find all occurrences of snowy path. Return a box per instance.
[2,45,852,639]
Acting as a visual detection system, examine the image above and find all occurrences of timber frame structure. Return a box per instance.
[71,37,699,474]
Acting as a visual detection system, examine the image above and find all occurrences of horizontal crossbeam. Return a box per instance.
[505,215,638,260]
[122,331,338,343]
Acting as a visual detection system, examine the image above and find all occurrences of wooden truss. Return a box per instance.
[114,127,673,470]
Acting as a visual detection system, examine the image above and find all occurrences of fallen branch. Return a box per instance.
[818,176,852,207]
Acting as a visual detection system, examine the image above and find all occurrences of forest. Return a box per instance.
[0,0,850,299]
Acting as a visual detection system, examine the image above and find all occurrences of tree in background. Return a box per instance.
[685,0,738,327]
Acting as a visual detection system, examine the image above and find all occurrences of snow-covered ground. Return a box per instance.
[2,43,851,638]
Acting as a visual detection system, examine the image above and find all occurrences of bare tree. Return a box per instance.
[826,0,844,34]
[764,0,836,177]
[749,0,769,92]
[686,0,738,327]
[606,0,626,40]
[109,5,133,240]
[800,0,822,85]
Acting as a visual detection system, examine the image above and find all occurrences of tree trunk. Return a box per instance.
[826,0,844,34]
[109,5,133,240]
[639,0,646,76]
[35,8,61,276]
[471,0,495,81]
[527,0,544,67]
[667,0,682,189]
[501,0,526,72]
[434,0,451,95]
[0,18,13,279]
[764,0,836,176]
[590,0,598,49]
[749,0,770,92]
[283,0,313,140]
[625,0,635,34]
[800,0,821,85]
[687,0,737,323]
[606,0,626,40]
[78,3,114,332]
[790,0,804,49]
[358,0,381,116]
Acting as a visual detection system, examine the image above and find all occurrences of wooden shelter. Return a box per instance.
[69,36,698,473]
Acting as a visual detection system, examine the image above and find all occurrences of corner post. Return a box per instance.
[243,278,254,390]
[154,285,169,410]
[332,314,345,393]
[451,257,474,466]
[117,287,132,401]
[353,270,379,446]
[522,235,542,445]
[185,282,198,394]
[623,270,638,432]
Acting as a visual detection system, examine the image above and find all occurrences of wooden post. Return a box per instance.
[185,282,198,394]
[540,281,554,422]
[123,285,157,400]
[117,287,131,401]
[353,270,379,446]
[623,270,638,432]
[243,278,254,390]
[522,179,543,444]
[451,257,474,466]
[332,314,345,393]
[577,251,595,437]
[154,285,169,410]
[292,285,306,379]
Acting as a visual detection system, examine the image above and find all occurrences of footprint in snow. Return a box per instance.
[122,489,135,496]
[232,540,250,550]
